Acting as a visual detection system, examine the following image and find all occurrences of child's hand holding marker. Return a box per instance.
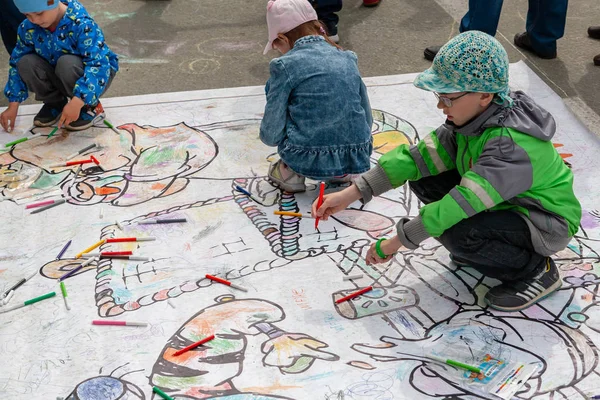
[311,184,361,220]
[312,183,405,264]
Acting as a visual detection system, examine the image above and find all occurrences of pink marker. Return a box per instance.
[25,199,57,209]
[92,320,147,327]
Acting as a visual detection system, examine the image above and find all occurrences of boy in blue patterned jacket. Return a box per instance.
[0,0,118,132]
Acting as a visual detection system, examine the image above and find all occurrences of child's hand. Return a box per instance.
[0,103,19,132]
[312,184,362,220]
[59,97,84,127]
[365,236,403,265]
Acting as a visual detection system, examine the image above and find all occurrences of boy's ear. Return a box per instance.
[480,93,494,106]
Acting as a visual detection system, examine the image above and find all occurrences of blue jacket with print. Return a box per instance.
[4,0,118,106]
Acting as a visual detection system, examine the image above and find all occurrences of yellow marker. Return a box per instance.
[273,211,313,218]
[75,239,106,259]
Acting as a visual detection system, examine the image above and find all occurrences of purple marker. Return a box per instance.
[56,239,72,260]
[59,257,96,281]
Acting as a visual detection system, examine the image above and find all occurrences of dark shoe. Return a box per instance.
[485,258,561,312]
[424,45,441,62]
[363,0,380,7]
[324,22,337,37]
[588,26,600,40]
[34,99,67,127]
[323,22,339,43]
[65,101,105,131]
[513,32,557,59]
[595,54,600,66]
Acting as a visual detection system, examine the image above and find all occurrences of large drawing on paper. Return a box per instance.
[1,65,600,400]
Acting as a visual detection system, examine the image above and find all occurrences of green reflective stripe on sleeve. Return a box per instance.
[409,146,431,177]
[454,185,487,212]
[460,176,496,209]
[449,188,477,217]
[429,133,455,171]
[420,135,446,175]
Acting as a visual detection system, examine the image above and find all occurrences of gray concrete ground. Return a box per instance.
[0,0,599,133]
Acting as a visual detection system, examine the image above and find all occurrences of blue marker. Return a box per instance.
[235,185,264,205]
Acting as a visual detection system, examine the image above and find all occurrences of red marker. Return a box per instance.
[335,286,373,304]
[173,334,215,356]
[66,159,92,166]
[205,274,248,292]
[315,181,325,230]
[106,237,157,243]
[90,155,100,165]
[49,159,92,168]
[85,251,133,257]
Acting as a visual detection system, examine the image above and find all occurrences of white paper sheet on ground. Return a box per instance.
[0,61,599,400]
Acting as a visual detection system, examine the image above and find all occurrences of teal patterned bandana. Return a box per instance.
[414,31,513,107]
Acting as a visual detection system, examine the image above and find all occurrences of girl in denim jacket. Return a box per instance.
[260,0,373,193]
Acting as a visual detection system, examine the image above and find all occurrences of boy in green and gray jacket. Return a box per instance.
[313,31,581,312]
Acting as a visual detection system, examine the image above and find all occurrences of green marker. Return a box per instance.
[428,355,481,374]
[59,281,71,310]
[0,291,56,314]
[103,119,120,134]
[5,137,28,147]
[152,386,174,400]
[47,127,59,139]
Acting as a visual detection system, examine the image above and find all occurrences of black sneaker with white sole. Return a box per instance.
[34,99,67,127]
[485,258,561,312]
[66,101,105,131]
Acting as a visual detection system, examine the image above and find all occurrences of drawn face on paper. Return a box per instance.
[1,123,218,206]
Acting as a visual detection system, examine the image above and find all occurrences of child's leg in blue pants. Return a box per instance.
[525,0,569,55]
[459,0,504,36]
[408,170,546,282]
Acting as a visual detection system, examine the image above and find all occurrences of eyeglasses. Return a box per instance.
[434,92,470,108]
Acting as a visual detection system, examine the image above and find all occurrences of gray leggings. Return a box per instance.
[16,53,114,106]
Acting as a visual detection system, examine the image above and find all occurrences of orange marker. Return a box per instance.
[173,334,215,356]
[273,211,313,218]
[315,182,325,230]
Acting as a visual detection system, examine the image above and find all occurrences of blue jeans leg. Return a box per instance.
[459,0,504,36]
[526,0,568,54]
[409,170,546,282]
[0,0,25,55]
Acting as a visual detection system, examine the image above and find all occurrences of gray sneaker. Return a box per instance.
[267,160,306,193]
[485,258,561,312]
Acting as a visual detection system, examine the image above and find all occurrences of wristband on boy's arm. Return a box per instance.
[375,238,388,258]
